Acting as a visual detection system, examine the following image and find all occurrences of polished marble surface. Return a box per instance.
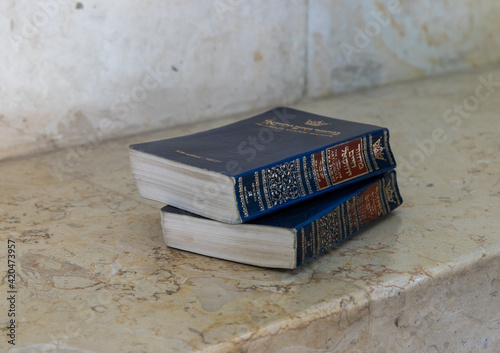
[1,67,499,352]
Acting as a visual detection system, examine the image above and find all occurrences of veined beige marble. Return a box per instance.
[1,67,500,352]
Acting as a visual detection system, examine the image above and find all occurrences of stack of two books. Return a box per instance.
[129,108,402,269]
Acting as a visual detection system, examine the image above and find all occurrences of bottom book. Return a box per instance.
[161,170,403,269]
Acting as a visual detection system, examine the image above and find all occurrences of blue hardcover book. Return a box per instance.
[161,171,402,269]
[130,107,396,223]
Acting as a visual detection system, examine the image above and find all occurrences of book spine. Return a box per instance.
[235,129,396,221]
[295,171,402,267]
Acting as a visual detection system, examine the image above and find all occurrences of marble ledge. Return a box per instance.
[1,66,500,352]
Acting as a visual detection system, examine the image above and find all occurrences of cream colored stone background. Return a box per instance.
[307,0,500,96]
[2,0,500,159]
[0,0,306,160]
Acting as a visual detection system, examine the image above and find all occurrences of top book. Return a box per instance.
[129,107,396,224]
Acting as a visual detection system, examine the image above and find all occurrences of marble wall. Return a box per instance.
[307,0,500,97]
[0,0,307,160]
[1,0,500,160]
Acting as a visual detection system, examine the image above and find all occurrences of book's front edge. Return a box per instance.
[161,207,298,269]
[129,148,242,224]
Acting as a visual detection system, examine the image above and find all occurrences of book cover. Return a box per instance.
[161,171,403,269]
[131,107,396,223]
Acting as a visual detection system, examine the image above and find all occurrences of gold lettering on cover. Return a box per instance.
[175,149,222,163]
[256,120,341,137]
[305,119,330,127]
[175,149,202,159]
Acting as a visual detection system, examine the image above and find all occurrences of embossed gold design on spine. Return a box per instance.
[302,156,313,194]
[372,137,386,161]
[385,180,395,203]
[339,204,348,243]
[320,150,330,186]
[390,172,400,206]
[382,172,400,212]
[301,228,306,265]
[341,203,348,237]
[261,158,306,210]
[311,220,317,256]
[315,207,343,255]
[310,154,318,190]
[367,135,378,171]
[262,170,272,209]
[304,225,315,260]
[383,130,394,165]
[238,177,249,218]
[295,158,307,198]
[345,196,360,234]
[378,179,390,214]
[254,171,265,211]
[311,150,331,190]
